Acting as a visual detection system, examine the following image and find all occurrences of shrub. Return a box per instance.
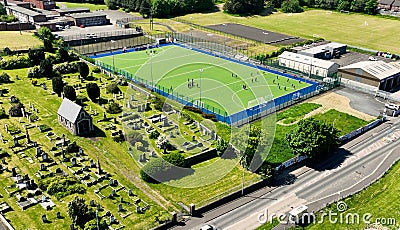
[149,130,160,139]
[162,152,185,167]
[27,66,41,78]
[140,158,171,183]
[0,56,31,69]
[0,72,10,83]
[86,83,100,101]
[38,176,86,199]
[66,142,80,153]
[106,100,122,114]
[92,66,101,73]
[31,79,38,85]
[0,108,7,119]
[53,62,79,74]
[63,85,77,101]
[113,133,125,142]
[106,82,120,94]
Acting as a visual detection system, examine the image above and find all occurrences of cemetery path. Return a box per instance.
[92,145,175,211]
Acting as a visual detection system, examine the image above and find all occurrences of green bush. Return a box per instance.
[39,176,86,199]
[162,152,185,167]
[9,102,24,117]
[54,62,79,74]
[140,158,172,183]
[149,130,160,139]
[106,100,122,114]
[92,66,101,73]
[0,56,31,69]
[106,82,120,94]
[0,72,10,83]
[0,108,7,119]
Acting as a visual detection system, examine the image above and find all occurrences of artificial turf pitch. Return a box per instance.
[95,45,310,115]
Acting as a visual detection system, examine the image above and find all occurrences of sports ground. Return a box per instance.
[94,45,311,116]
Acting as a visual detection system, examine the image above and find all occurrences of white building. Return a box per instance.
[278,51,340,78]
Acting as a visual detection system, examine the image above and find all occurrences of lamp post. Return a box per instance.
[110,40,116,73]
[262,32,268,63]
[199,69,203,106]
[96,210,99,230]
[150,47,154,88]
[241,155,246,196]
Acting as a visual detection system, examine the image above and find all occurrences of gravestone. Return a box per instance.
[113,179,118,186]
[42,84,47,90]
[71,158,76,167]
[118,204,122,212]
[41,214,47,222]
[42,153,48,162]
[90,200,95,206]
[139,154,143,162]
[142,104,146,112]
[103,112,107,120]
[110,215,115,224]
[131,95,134,101]
[126,101,131,109]
[170,131,173,138]
[4,124,8,133]
[11,167,17,176]
[192,136,195,142]
[90,160,95,168]
[163,117,169,127]
[120,197,123,203]
[70,224,74,230]
[109,179,113,186]
[13,137,18,147]
[42,195,46,202]
[112,189,116,196]
[128,189,133,196]
[21,108,25,118]
[150,151,155,157]
[40,164,46,171]
[36,147,41,158]
[2,159,5,164]
[56,168,62,173]
[56,212,61,219]
[97,203,101,211]
[15,75,19,80]
[136,206,141,213]
[137,105,142,112]
[79,148,83,155]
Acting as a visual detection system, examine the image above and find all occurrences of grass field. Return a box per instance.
[177,10,400,53]
[56,2,108,11]
[0,31,42,50]
[96,45,310,115]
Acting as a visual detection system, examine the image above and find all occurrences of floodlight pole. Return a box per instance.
[262,32,268,63]
[199,69,203,106]
[150,48,154,88]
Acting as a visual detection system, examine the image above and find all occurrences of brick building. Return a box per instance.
[23,0,55,10]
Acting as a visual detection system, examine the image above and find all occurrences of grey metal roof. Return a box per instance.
[68,12,107,19]
[57,98,83,123]
[54,7,90,13]
[7,5,43,17]
[378,0,394,5]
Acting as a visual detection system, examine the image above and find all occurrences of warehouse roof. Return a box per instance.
[279,51,339,69]
[7,5,43,17]
[54,7,90,13]
[300,42,347,55]
[339,61,400,80]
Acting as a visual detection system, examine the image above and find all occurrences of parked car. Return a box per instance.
[369,56,377,61]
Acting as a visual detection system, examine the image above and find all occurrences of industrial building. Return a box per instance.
[6,5,46,23]
[339,61,400,92]
[54,7,90,16]
[278,51,340,78]
[291,42,347,60]
[67,12,110,27]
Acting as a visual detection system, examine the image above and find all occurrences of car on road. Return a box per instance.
[200,224,217,230]
[369,56,378,61]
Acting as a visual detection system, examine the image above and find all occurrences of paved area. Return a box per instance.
[333,86,385,117]
[205,23,304,45]
[101,10,143,24]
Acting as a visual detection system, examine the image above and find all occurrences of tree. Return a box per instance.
[106,82,120,94]
[43,38,53,52]
[364,0,377,14]
[28,49,45,65]
[224,0,264,14]
[215,138,229,156]
[286,118,340,159]
[0,3,6,15]
[78,62,89,79]
[162,152,185,167]
[9,103,24,117]
[38,27,55,41]
[67,196,93,228]
[139,0,152,17]
[39,58,53,78]
[0,108,7,119]
[52,77,64,97]
[149,130,160,139]
[86,83,100,101]
[63,85,77,101]
[106,100,122,114]
[140,158,172,183]
[336,0,350,11]
[57,47,70,62]
[126,130,144,146]
[281,0,304,13]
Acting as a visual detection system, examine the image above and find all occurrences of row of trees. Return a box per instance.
[274,0,378,14]
[105,0,215,17]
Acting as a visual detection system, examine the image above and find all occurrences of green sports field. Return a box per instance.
[95,45,310,115]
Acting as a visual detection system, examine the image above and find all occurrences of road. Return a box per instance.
[172,117,400,230]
